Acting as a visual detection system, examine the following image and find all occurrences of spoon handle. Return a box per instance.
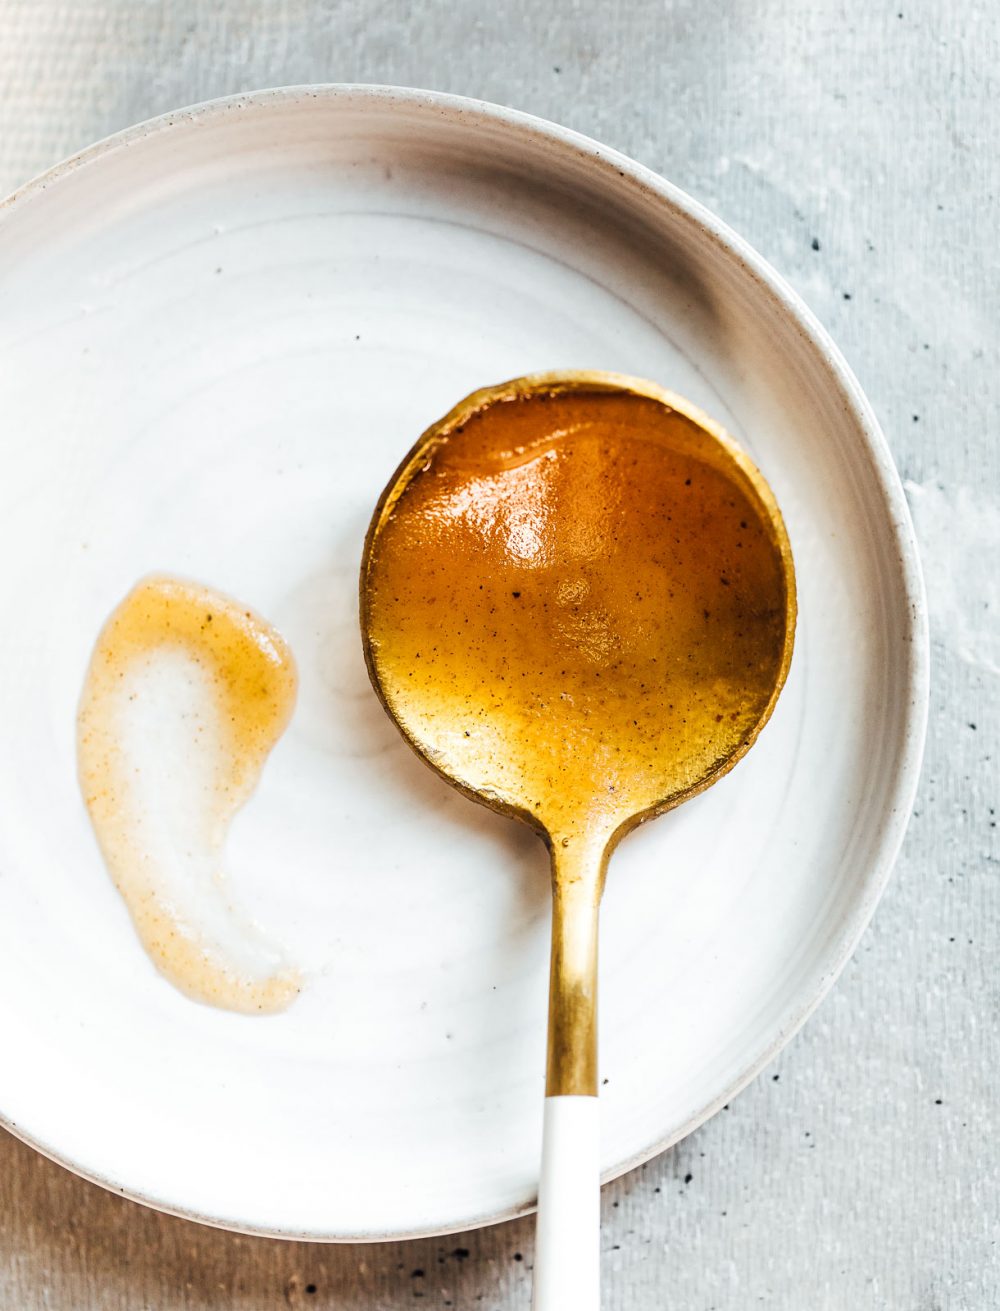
[533,1094,600,1310]
[532,842,607,1311]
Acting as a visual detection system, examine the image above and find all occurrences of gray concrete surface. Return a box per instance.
[0,1,997,1307]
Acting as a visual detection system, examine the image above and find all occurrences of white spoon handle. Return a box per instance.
[532,1094,601,1311]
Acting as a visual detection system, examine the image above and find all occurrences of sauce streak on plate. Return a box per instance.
[78,575,299,1013]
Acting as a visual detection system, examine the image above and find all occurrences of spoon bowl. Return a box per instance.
[360,371,795,1308]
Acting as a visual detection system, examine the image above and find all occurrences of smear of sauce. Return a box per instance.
[364,386,793,846]
[78,575,300,1013]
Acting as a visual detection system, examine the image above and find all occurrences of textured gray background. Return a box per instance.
[1,1,997,1307]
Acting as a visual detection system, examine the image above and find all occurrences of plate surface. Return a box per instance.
[0,86,927,1240]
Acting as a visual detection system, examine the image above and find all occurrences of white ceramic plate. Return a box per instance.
[0,86,927,1241]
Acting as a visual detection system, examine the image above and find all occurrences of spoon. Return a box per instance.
[359,372,795,1310]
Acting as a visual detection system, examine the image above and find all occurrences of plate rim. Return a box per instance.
[0,82,930,1242]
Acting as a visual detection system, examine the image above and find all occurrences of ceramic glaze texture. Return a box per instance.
[0,88,925,1240]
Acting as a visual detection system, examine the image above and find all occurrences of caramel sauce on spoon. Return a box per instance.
[363,376,793,855]
[361,371,794,1311]
[362,371,794,1308]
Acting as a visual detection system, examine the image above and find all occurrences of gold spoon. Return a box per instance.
[360,372,795,1310]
